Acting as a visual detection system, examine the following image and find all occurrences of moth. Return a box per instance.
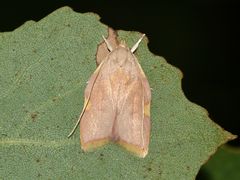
[68,32,151,158]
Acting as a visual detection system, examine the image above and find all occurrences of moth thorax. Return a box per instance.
[115,48,130,67]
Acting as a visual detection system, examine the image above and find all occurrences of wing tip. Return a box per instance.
[118,140,148,158]
[81,138,110,151]
[80,138,149,158]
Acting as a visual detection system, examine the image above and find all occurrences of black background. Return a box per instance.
[0,0,239,179]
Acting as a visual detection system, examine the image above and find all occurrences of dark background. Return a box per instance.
[0,0,239,179]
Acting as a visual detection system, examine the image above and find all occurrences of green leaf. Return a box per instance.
[199,145,240,180]
[0,6,236,179]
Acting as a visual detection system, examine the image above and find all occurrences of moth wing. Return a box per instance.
[117,61,151,158]
[80,62,115,151]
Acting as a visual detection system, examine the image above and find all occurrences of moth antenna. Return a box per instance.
[131,34,145,53]
[67,116,82,138]
[102,35,113,52]
[68,62,105,138]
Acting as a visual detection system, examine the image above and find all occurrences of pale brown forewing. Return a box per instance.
[115,55,151,158]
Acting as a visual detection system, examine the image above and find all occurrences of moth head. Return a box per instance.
[119,40,128,49]
[118,34,146,53]
[102,34,145,53]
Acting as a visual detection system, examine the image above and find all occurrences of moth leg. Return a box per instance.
[131,34,145,53]
[102,35,113,52]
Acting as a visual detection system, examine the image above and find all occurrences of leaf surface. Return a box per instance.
[199,145,240,180]
[0,6,236,180]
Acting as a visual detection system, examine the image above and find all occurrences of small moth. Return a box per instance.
[68,31,151,158]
